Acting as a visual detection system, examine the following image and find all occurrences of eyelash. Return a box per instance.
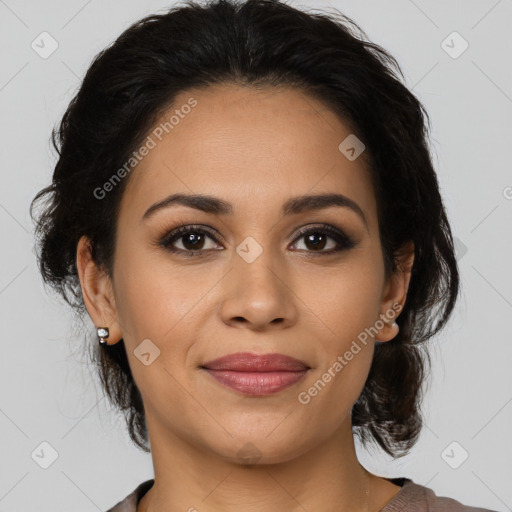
[157,223,356,258]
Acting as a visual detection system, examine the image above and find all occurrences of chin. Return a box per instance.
[204,429,317,467]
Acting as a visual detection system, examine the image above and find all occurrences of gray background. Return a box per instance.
[1,0,511,510]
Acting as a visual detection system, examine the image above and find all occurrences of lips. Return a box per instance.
[201,352,310,396]
[202,352,310,372]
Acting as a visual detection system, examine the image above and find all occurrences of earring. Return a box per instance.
[97,327,109,346]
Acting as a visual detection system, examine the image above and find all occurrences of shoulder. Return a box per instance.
[381,477,499,512]
[105,479,154,512]
[105,477,498,512]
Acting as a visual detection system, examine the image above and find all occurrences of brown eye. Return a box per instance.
[159,225,223,256]
[290,224,356,255]
[175,231,207,251]
[296,232,334,251]
[158,223,356,258]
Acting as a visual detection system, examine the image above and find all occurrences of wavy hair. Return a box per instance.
[30,0,460,457]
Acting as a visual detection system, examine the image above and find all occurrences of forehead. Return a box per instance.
[119,83,377,229]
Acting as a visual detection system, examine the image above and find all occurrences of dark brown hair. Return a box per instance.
[30,0,460,457]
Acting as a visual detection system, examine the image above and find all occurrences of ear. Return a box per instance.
[76,235,123,346]
[375,240,415,342]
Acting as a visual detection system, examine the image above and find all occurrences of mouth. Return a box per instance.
[200,352,311,396]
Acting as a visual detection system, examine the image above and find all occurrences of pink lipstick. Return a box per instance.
[201,352,310,396]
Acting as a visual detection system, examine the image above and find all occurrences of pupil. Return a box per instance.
[306,233,326,250]
[184,233,203,249]
[179,232,329,252]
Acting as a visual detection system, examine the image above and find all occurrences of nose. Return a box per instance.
[218,249,298,332]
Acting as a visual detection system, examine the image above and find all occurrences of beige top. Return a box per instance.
[105,477,498,511]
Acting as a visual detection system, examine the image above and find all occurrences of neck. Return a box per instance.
[137,413,379,512]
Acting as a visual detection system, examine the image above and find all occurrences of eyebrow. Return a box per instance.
[142,192,368,230]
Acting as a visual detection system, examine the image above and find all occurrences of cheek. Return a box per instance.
[300,258,381,403]
[113,249,204,342]
[111,250,211,385]
[311,259,383,347]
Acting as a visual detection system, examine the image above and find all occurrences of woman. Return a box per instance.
[30,0,498,510]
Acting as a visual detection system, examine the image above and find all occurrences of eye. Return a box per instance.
[159,225,223,257]
[158,223,356,257]
[290,224,356,256]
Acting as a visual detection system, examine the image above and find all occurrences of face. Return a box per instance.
[80,83,411,465]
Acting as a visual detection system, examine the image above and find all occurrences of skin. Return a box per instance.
[77,83,414,512]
